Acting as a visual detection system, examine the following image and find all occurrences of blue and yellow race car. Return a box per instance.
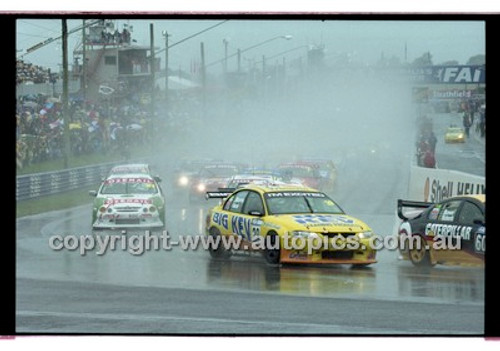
[205,184,377,265]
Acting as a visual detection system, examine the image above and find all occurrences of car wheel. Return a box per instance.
[208,227,231,259]
[408,234,434,267]
[264,231,281,265]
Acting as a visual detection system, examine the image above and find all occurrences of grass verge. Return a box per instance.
[16,184,99,218]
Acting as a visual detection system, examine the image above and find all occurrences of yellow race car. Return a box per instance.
[205,184,377,265]
[444,126,466,143]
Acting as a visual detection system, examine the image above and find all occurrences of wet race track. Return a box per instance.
[16,112,486,335]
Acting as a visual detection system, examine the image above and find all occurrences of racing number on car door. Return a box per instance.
[241,191,265,241]
[457,200,485,255]
[225,190,250,239]
[474,229,485,254]
[225,190,265,241]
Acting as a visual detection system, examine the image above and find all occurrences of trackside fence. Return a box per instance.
[16,162,119,201]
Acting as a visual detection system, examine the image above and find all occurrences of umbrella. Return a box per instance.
[127,123,143,130]
[49,120,62,129]
[69,122,82,130]
[22,101,38,108]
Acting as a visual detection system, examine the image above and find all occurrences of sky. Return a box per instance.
[16,18,486,74]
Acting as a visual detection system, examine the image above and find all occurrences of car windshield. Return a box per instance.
[448,128,463,133]
[100,178,158,195]
[264,191,344,215]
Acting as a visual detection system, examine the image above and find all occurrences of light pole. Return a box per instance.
[205,34,293,71]
[223,38,229,75]
[162,30,171,103]
[149,23,156,141]
[253,45,309,98]
[82,19,87,103]
[62,19,71,169]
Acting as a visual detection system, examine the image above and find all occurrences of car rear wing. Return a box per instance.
[397,199,433,221]
[205,189,235,200]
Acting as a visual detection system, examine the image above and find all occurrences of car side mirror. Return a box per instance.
[248,210,264,217]
[154,175,162,183]
[89,190,97,197]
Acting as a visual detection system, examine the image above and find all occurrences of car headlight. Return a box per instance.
[197,183,206,192]
[178,176,189,186]
[458,134,464,138]
[358,231,374,239]
[291,231,319,239]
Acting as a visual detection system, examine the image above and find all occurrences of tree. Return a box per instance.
[440,60,459,66]
[412,52,433,66]
[466,54,485,65]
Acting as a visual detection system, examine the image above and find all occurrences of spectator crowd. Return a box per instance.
[16,63,203,170]
[16,93,153,169]
[17,59,56,85]
[87,27,131,46]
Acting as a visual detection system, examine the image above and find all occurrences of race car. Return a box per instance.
[172,158,218,189]
[277,162,322,190]
[221,174,308,197]
[297,159,337,193]
[396,195,485,267]
[225,174,280,190]
[89,173,166,230]
[189,162,241,202]
[444,126,466,143]
[205,184,377,265]
[239,167,306,187]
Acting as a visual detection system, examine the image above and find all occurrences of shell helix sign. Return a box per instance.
[409,166,485,203]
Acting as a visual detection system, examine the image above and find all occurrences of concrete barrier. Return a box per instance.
[407,165,485,203]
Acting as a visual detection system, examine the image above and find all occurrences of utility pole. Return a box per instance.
[262,55,266,79]
[237,49,241,73]
[82,19,87,103]
[282,56,287,97]
[163,30,169,103]
[200,42,206,119]
[62,19,71,169]
[223,39,228,75]
[149,23,155,124]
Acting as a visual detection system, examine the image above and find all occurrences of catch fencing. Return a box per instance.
[16,162,119,201]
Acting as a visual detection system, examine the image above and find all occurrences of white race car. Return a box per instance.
[89,173,166,230]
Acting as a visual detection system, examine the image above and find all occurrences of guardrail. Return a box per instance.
[16,162,120,201]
